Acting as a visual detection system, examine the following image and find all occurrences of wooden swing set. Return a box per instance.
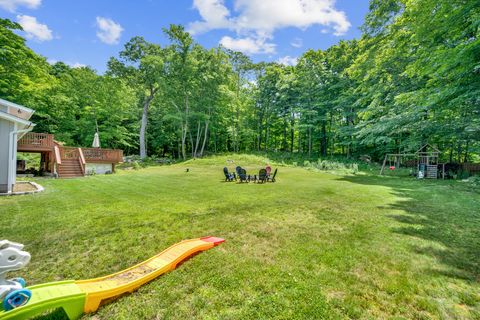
[380,144,445,179]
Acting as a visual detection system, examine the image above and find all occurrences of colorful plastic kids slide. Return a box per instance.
[0,236,224,320]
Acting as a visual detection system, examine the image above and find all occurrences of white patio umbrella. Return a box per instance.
[92,131,100,148]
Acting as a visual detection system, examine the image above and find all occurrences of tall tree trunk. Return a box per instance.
[257,111,263,151]
[139,90,155,159]
[177,133,181,160]
[181,124,187,160]
[321,121,327,157]
[298,129,302,154]
[464,139,469,163]
[265,124,270,152]
[200,120,209,157]
[189,128,194,158]
[457,141,462,163]
[235,109,239,152]
[194,121,202,158]
[290,112,295,153]
[329,113,334,156]
[181,93,189,160]
[308,126,312,158]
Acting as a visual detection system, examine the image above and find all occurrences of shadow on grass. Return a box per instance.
[338,175,480,282]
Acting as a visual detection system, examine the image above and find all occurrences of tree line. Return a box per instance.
[1,0,478,162]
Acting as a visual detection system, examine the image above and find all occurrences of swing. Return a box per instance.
[389,156,396,170]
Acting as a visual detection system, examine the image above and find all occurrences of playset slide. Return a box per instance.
[0,236,224,320]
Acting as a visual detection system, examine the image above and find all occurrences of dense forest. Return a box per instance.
[1,0,479,162]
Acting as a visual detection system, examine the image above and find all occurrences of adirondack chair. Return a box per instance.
[265,165,272,177]
[258,168,267,183]
[267,168,277,182]
[223,167,235,181]
[238,168,249,183]
[235,166,242,176]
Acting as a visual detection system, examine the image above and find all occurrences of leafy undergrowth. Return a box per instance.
[1,154,479,319]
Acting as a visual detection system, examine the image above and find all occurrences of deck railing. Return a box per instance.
[59,147,81,159]
[18,132,54,150]
[81,148,123,163]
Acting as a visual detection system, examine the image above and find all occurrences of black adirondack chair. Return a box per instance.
[238,168,248,182]
[235,166,242,176]
[258,168,267,183]
[267,168,277,182]
[223,167,235,181]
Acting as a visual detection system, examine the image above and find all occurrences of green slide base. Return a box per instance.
[0,281,86,320]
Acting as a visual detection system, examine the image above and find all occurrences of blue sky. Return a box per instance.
[0,0,369,72]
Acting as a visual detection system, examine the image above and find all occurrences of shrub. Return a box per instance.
[132,161,141,170]
[301,159,359,174]
[467,176,480,187]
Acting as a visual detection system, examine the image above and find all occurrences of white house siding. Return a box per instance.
[0,118,13,193]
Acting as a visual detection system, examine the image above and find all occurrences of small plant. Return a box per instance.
[132,161,141,170]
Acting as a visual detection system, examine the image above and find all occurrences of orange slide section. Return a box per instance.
[76,236,224,313]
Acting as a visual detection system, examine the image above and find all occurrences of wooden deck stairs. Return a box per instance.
[57,159,84,178]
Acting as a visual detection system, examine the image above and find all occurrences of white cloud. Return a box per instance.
[277,55,298,66]
[189,0,231,34]
[70,62,86,68]
[189,0,351,55]
[16,15,52,41]
[220,36,275,54]
[47,59,86,68]
[291,37,303,48]
[0,0,40,12]
[95,17,123,45]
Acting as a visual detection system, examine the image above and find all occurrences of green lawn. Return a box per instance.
[1,155,479,319]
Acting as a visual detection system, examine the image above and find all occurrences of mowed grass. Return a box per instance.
[1,154,479,319]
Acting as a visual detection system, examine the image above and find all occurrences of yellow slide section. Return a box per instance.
[76,236,224,313]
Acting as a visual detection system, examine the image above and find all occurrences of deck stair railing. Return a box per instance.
[78,148,86,175]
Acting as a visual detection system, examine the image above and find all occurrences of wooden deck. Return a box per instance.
[18,133,54,152]
[17,132,123,164]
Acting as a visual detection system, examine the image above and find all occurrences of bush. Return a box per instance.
[132,161,141,170]
[302,159,359,174]
[118,156,175,170]
[467,176,480,187]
